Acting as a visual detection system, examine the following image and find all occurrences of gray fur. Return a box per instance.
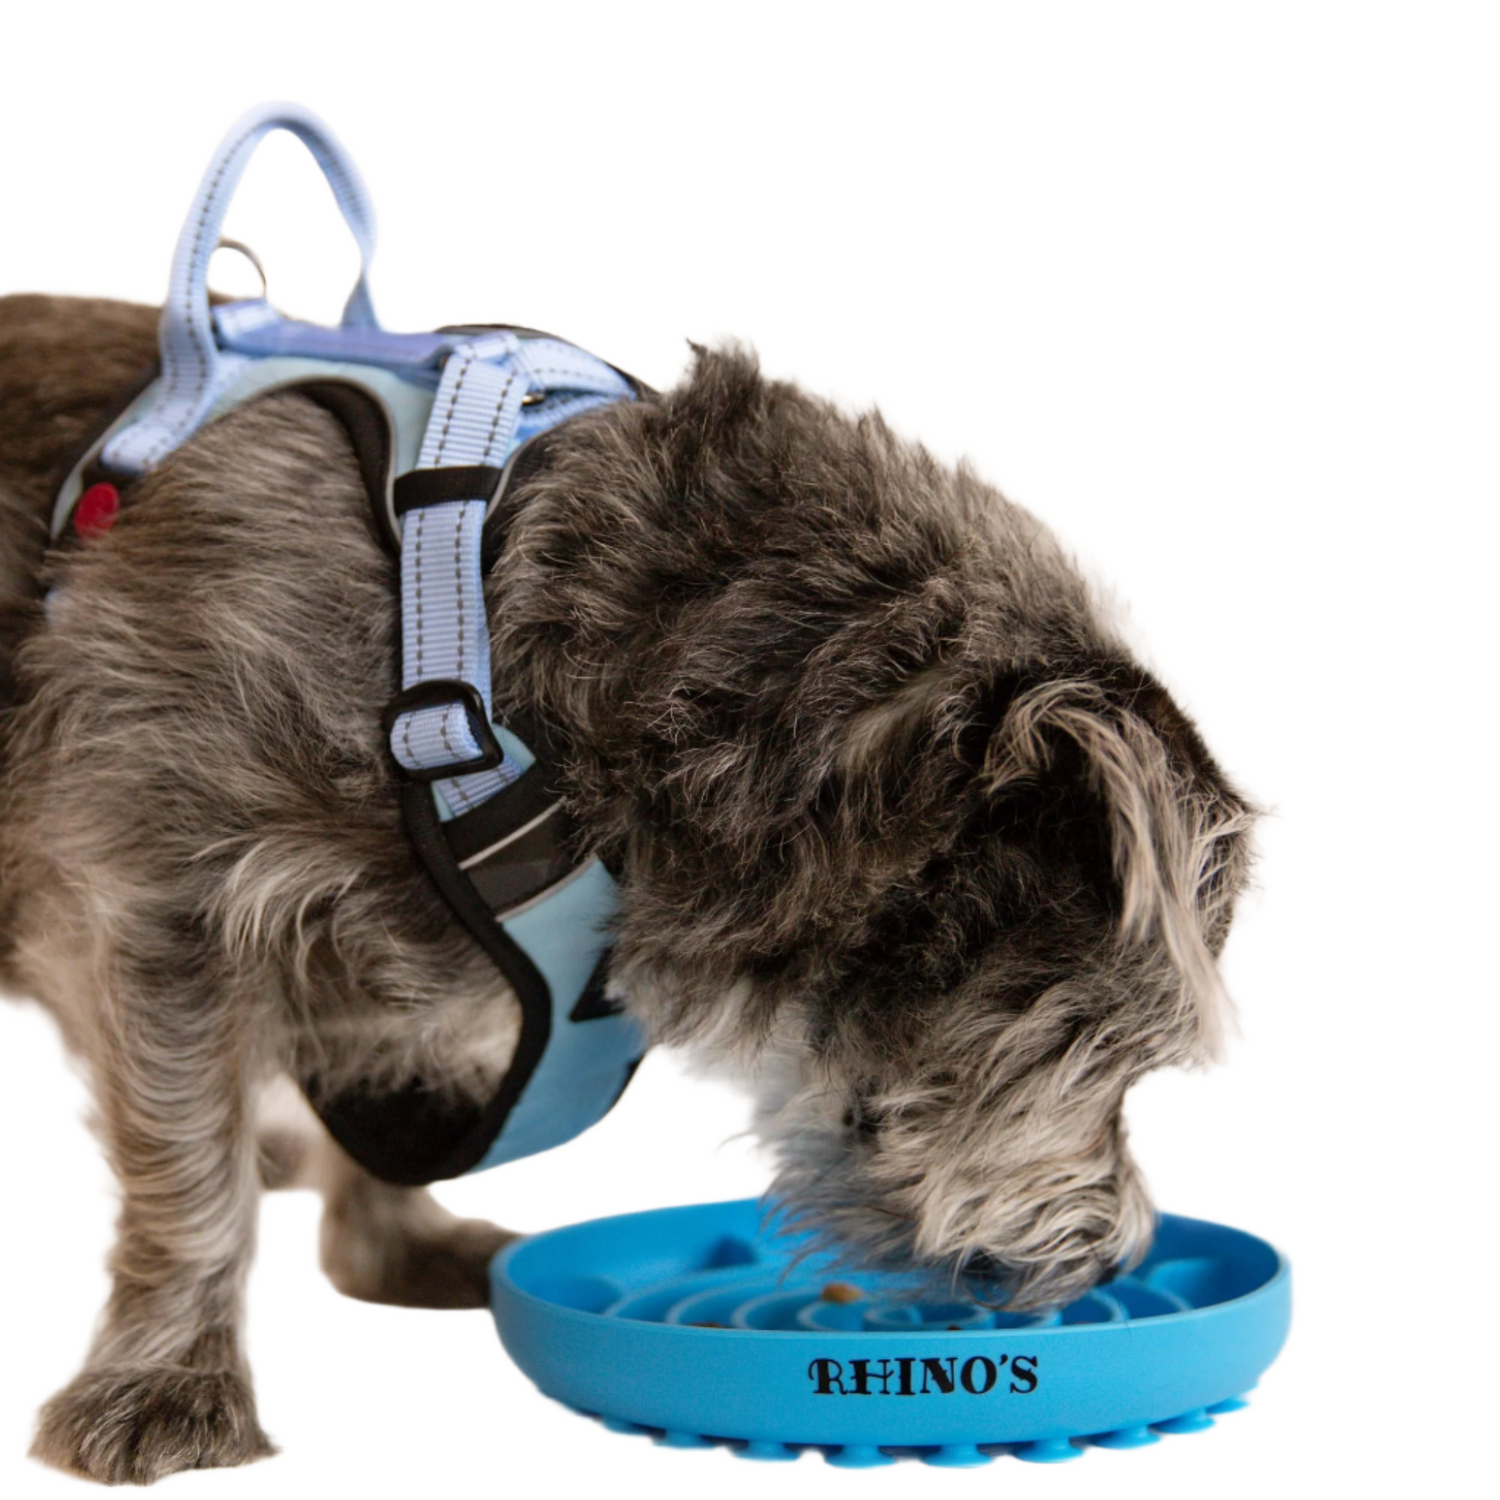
[0,296,1253,1481]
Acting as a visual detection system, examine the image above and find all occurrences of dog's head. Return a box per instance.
[619,661,1251,1309]
[497,347,1255,1308]
[742,668,1252,1309]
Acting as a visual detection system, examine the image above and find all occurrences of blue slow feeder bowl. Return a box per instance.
[489,1198,1290,1467]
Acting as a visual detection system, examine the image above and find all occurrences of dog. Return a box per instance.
[0,288,1254,1483]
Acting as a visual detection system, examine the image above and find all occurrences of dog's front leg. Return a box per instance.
[30,948,273,1485]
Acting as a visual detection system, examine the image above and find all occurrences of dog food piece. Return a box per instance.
[689,1321,727,1329]
[820,1281,864,1304]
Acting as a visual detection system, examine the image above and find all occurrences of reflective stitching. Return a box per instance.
[453,507,465,685]
[430,351,474,468]
[412,508,425,680]
[479,369,517,466]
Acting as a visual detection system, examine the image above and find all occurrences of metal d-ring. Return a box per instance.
[209,237,269,301]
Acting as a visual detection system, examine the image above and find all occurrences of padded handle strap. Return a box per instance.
[105,101,379,474]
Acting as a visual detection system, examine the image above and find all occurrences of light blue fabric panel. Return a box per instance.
[205,354,438,474]
[473,859,646,1170]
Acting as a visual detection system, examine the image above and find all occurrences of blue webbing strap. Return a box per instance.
[104,101,379,476]
[387,334,633,814]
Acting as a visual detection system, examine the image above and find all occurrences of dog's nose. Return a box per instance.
[957,1250,1012,1289]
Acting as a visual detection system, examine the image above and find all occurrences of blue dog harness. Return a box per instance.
[52,103,648,1184]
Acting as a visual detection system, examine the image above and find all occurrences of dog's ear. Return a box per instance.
[982,673,1255,1058]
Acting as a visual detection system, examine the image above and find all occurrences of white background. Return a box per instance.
[1,3,1495,1496]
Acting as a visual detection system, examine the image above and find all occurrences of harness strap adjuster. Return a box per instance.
[383,679,504,782]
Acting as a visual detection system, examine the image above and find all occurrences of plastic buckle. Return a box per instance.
[383,679,504,783]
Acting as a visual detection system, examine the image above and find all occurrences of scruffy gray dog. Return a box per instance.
[0,294,1253,1483]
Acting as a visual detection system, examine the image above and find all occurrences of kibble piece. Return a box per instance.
[820,1282,864,1304]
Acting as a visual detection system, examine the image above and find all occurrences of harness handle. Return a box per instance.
[104,101,379,475]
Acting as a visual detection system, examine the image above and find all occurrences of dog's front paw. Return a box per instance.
[31,1364,273,1484]
[324,1208,515,1309]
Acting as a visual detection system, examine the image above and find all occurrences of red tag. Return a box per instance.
[74,482,120,538]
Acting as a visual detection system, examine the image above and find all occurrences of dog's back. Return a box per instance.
[0,296,158,709]
[0,298,158,983]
